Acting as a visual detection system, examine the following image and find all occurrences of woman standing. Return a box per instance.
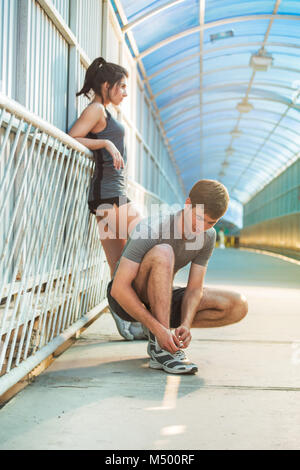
[69,57,145,340]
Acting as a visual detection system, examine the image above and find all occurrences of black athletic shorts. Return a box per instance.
[89,196,131,215]
[107,279,185,329]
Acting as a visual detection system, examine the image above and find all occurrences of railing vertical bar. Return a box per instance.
[63,209,95,330]
[14,134,53,365]
[26,143,74,351]
[0,130,44,365]
[43,150,85,344]
[24,141,71,354]
[0,125,38,235]
[5,131,57,371]
[35,144,78,348]
[59,158,92,327]
[0,114,14,161]
[41,149,83,343]
[0,108,6,128]
[0,138,66,370]
[48,156,91,340]
[15,138,65,358]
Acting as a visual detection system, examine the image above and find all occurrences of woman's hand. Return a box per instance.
[105,140,125,170]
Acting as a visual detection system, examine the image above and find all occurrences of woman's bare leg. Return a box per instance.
[96,201,143,277]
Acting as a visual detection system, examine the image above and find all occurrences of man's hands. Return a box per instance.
[154,324,192,353]
[155,326,181,354]
[174,325,192,349]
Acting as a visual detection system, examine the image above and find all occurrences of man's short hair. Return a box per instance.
[189,179,229,219]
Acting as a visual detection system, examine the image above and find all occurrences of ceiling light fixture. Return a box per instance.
[250,48,273,72]
[226,146,234,156]
[231,128,242,138]
[210,30,234,42]
[236,98,253,113]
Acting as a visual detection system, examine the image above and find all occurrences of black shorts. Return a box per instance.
[89,196,131,215]
[107,279,185,329]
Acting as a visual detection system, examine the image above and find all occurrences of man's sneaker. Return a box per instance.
[110,308,147,341]
[173,348,194,365]
[145,328,159,357]
[145,329,198,374]
[145,328,195,365]
[149,347,198,375]
[110,308,134,340]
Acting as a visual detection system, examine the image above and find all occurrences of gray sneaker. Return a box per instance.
[110,308,147,341]
[129,322,148,340]
[146,329,198,375]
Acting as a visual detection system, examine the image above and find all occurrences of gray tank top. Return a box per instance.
[88,108,128,201]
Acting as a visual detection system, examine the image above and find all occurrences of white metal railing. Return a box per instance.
[0,94,167,398]
[0,94,110,396]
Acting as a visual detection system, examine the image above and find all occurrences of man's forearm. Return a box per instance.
[180,289,203,328]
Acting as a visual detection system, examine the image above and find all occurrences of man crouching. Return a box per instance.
[107,180,248,374]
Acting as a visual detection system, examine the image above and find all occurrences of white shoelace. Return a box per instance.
[174,349,186,360]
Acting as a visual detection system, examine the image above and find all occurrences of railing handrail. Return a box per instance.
[0,94,172,208]
[0,93,93,159]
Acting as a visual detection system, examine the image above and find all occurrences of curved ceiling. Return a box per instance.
[113,0,300,226]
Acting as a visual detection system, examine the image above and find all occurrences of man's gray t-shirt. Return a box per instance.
[114,211,216,276]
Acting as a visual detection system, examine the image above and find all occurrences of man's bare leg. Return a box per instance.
[133,244,198,374]
[191,287,248,328]
[133,244,175,328]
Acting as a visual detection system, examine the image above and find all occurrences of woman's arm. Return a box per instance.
[68,103,124,169]
[68,102,106,144]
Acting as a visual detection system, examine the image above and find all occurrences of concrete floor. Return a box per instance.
[0,248,300,450]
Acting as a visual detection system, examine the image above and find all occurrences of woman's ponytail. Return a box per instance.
[76,57,106,98]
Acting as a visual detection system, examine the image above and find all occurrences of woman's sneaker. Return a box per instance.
[145,328,198,374]
[110,308,147,340]
[129,322,148,340]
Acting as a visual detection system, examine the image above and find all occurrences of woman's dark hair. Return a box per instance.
[76,57,128,101]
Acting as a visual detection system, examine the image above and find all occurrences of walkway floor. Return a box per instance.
[0,248,300,450]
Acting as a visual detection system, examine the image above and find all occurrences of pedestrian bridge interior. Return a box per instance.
[113,0,300,255]
[0,0,299,450]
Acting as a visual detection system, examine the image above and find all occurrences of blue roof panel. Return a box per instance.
[205,0,275,22]
[142,34,200,76]
[131,0,199,52]
[150,60,200,95]
[278,0,300,15]
[117,0,300,217]
[122,0,173,22]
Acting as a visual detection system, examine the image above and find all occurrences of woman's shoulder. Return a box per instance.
[84,102,107,118]
[80,102,107,132]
